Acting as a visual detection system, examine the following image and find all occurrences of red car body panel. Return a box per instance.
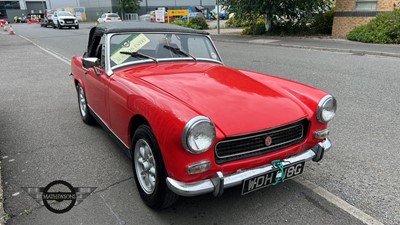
[72,56,329,182]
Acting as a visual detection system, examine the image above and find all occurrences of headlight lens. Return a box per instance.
[317,95,337,123]
[182,116,215,154]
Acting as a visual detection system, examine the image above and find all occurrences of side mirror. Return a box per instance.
[82,57,99,68]
[82,57,101,75]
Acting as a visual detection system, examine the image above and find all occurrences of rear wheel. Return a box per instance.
[76,83,95,125]
[132,125,178,209]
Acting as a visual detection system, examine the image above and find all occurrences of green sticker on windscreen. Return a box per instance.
[111,33,150,65]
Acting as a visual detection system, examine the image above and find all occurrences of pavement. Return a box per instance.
[206,27,400,58]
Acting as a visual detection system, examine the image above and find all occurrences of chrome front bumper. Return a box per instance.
[166,138,332,197]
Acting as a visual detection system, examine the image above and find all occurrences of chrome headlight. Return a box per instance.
[317,95,337,123]
[182,116,216,154]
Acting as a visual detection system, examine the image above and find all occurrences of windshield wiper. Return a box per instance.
[120,51,158,63]
[163,45,197,61]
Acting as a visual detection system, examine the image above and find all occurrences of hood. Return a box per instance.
[58,16,76,19]
[120,62,309,136]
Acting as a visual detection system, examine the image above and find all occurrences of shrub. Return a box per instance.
[347,10,400,44]
[189,17,208,30]
[241,17,266,35]
[226,15,253,28]
[171,18,200,30]
[310,8,335,34]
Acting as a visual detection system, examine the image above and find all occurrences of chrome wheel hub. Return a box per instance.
[78,86,87,117]
[134,139,156,194]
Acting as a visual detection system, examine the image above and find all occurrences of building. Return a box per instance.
[1,0,217,22]
[332,0,398,37]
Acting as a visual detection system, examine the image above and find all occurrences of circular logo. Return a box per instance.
[122,41,130,48]
[265,136,273,146]
[42,180,76,214]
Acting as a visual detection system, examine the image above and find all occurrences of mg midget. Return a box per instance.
[70,22,337,209]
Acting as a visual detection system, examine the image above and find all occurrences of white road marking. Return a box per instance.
[12,192,20,197]
[17,32,385,225]
[18,35,71,65]
[298,178,384,225]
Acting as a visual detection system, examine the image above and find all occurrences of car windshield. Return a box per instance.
[58,12,73,16]
[109,33,221,68]
[107,14,119,17]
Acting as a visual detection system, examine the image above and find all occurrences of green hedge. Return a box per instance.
[171,17,208,30]
[347,10,400,44]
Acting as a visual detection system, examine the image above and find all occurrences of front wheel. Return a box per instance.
[75,25,79,29]
[132,125,178,209]
[76,83,95,125]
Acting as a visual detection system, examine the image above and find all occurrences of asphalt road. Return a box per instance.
[0,23,398,225]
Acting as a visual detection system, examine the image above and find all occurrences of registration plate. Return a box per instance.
[66,21,73,24]
[241,161,305,195]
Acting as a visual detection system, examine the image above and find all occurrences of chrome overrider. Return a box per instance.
[166,138,332,197]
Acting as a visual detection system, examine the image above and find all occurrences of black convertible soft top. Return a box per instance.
[93,21,208,36]
[86,21,209,57]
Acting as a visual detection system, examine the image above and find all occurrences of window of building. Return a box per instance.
[355,0,377,11]
[0,1,21,19]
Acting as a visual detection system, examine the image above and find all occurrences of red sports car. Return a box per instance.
[70,22,337,209]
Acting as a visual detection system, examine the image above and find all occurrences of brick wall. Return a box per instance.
[336,0,356,11]
[332,17,373,37]
[332,0,397,37]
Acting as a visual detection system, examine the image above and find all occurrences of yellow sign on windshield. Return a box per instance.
[111,33,150,65]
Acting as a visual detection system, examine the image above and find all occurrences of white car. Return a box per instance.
[52,11,79,29]
[97,13,121,24]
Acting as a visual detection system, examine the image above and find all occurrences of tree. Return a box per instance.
[119,0,141,14]
[225,0,333,32]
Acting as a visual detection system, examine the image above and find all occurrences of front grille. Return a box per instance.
[215,119,309,164]
[64,19,74,24]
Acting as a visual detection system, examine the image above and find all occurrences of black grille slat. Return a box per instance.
[215,119,309,164]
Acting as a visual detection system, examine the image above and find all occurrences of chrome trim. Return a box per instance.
[206,35,224,65]
[187,160,211,174]
[105,34,114,76]
[317,95,336,123]
[106,32,224,75]
[215,122,304,159]
[182,116,215,154]
[87,105,129,149]
[166,138,332,197]
[315,129,330,139]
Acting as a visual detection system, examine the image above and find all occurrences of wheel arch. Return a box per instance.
[129,114,150,144]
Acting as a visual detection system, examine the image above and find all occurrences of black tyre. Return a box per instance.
[57,23,61,29]
[132,125,178,209]
[76,83,95,125]
[75,25,79,29]
[52,24,56,29]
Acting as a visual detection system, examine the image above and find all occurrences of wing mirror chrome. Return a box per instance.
[82,57,101,75]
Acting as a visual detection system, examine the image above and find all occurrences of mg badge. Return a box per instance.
[265,136,273,146]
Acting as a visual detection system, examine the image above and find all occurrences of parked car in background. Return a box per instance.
[71,22,336,209]
[40,9,55,27]
[0,19,7,26]
[97,13,121,25]
[52,11,79,29]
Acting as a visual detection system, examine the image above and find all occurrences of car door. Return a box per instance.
[84,35,110,124]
